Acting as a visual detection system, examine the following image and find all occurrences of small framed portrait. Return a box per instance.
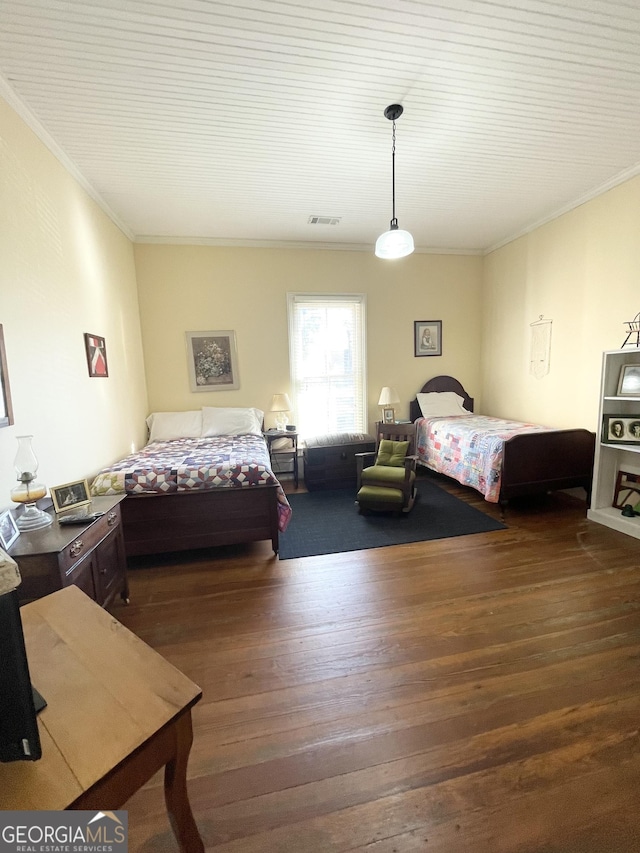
[185,330,240,392]
[51,479,91,514]
[414,321,442,357]
[382,407,396,424]
[0,508,19,550]
[602,414,640,444]
[84,333,108,377]
[617,364,640,397]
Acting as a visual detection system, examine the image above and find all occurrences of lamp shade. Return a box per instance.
[378,387,400,406]
[270,393,292,412]
[375,227,414,259]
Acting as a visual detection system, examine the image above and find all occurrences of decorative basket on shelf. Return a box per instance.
[621,312,640,348]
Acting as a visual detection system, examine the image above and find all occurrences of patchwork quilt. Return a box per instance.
[415,414,550,502]
[90,434,292,531]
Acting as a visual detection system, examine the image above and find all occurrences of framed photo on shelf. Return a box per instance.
[602,414,640,444]
[185,330,239,392]
[617,364,640,396]
[612,470,640,510]
[84,333,108,377]
[51,479,91,514]
[414,320,442,357]
[0,508,19,550]
[382,407,396,424]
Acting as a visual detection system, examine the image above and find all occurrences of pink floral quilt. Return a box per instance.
[90,434,292,532]
[415,415,550,502]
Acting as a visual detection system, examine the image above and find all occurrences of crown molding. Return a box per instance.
[0,76,134,241]
[485,162,640,255]
[134,235,482,255]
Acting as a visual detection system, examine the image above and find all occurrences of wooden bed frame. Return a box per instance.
[409,375,596,508]
[120,483,280,558]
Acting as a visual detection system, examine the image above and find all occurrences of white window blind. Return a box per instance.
[287,293,367,440]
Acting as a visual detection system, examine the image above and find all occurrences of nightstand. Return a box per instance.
[263,431,299,488]
[8,495,129,608]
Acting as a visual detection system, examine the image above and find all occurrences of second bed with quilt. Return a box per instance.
[409,376,595,508]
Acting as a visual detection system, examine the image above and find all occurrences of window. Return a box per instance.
[287,293,366,439]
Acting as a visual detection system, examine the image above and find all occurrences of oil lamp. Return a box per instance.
[10,435,52,530]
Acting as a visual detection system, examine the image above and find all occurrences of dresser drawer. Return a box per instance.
[58,505,122,575]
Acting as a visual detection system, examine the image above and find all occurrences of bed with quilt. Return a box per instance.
[409,376,595,508]
[90,407,292,557]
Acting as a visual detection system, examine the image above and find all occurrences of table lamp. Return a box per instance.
[270,393,293,431]
[378,386,400,421]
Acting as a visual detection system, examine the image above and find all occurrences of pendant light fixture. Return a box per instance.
[375,104,414,260]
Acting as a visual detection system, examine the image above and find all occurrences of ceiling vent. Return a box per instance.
[308,215,342,226]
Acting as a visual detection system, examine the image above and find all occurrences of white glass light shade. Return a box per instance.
[375,227,415,259]
[378,387,400,406]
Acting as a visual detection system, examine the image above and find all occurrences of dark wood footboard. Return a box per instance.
[500,428,595,506]
[120,485,280,557]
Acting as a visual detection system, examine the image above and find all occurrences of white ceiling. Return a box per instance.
[1,0,640,253]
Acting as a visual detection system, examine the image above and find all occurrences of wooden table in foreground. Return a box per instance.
[0,585,204,853]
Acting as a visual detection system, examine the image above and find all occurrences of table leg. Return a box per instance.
[164,712,204,853]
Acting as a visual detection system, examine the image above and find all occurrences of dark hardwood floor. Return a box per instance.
[113,475,640,852]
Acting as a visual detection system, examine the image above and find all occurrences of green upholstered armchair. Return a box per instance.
[355,422,418,514]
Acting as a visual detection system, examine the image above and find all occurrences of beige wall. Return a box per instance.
[482,176,640,430]
[0,96,148,510]
[133,244,484,431]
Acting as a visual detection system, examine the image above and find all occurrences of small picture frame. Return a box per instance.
[185,330,240,392]
[602,414,640,444]
[612,470,640,510]
[0,508,19,550]
[414,321,442,357]
[0,324,14,429]
[51,479,91,514]
[84,333,108,377]
[617,364,640,397]
[382,407,396,424]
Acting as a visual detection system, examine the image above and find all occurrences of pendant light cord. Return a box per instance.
[391,120,397,226]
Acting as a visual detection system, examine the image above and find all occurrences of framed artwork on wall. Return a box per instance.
[414,320,442,357]
[84,333,108,377]
[0,325,14,428]
[186,330,240,392]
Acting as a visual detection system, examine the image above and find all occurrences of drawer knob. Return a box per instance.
[340,452,347,460]
[107,511,117,526]
[69,540,84,557]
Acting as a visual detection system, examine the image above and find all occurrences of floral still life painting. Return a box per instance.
[186,330,240,392]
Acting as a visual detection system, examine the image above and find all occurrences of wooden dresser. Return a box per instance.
[8,495,129,608]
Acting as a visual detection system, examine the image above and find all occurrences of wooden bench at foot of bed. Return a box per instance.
[120,484,280,557]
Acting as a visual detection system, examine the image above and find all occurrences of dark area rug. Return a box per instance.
[279,480,506,559]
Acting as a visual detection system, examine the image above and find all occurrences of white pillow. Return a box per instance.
[417,392,469,418]
[146,410,203,441]
[201,407,264,437]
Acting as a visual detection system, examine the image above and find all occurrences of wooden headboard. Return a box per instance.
[409,375,475,422]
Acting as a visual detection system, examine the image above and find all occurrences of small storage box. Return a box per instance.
[303,433,376,491]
